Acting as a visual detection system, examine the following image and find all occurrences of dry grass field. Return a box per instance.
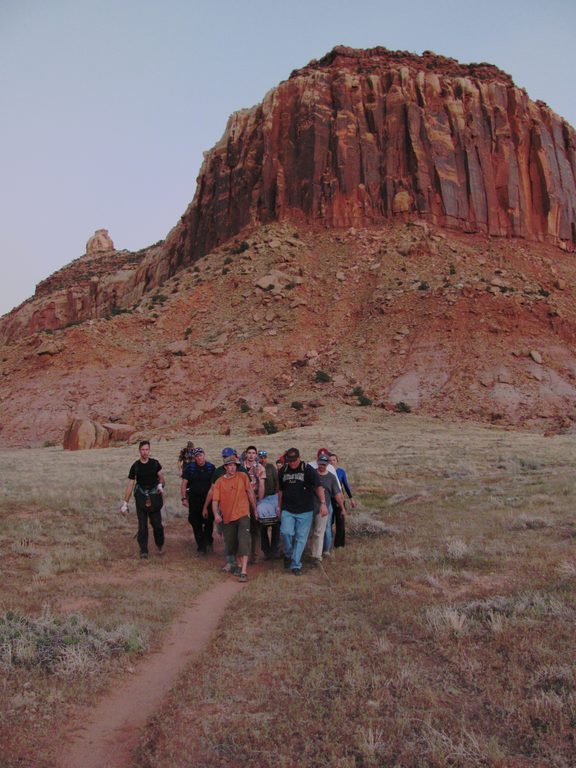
[1,405,576,767]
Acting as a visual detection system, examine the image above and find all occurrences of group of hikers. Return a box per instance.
[120,439,356,581]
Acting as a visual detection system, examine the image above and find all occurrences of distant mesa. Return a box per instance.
[86,228,114,256]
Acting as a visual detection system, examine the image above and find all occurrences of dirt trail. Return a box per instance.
[60,578,242,768]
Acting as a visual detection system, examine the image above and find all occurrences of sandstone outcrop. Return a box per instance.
[86,229,115,256]
[63,419,110,450]
[163,46,576,274]
[2,46,576,346]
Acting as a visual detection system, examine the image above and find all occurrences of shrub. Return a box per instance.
[357,395,372,406]
[314,370,331,383]
[352,386,364,397]
[263,420,279,434]
[418,281,430,291]
[223,256,233,265]
[449,263,457,275]
[291,401,304,410]
[222,268,229,275]
[240,402,251,413]
[184,327,192,338]
[193,266,200,273]
[0,609,146,676]
[231,240,250,255]
[395,401,412,413]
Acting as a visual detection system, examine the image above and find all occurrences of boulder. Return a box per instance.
[102,422,137,442]
[63,419,110,450]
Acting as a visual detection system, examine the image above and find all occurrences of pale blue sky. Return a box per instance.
[1,0,574,318]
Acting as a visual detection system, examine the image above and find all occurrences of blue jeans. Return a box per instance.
[280,509,313,571]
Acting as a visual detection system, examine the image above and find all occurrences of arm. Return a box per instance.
[340,469,355,506]
[276,489,282,519]
[334,491,346,516]
[213,499,222,527]
[202,486,214,519]
[247,484,257,517]
[123,478,135,503]
[257,466,265,501]
[315,484,328,517]
[180,477,188,507]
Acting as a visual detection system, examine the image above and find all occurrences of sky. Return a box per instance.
[1,0,575,318]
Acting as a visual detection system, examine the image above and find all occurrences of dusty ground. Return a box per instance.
[1,408,576,766]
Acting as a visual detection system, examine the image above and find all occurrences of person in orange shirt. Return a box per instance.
[212,455,257,582]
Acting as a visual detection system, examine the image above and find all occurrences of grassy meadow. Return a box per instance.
[1,406,576,767]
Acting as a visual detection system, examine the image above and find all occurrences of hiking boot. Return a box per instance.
[291,568,302,576]
[283,555,292,569]
[238,572,248,583]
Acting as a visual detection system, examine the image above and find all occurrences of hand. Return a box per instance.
[182,497,188,508]
[350,499,356,509]
[120,501,129,514]
[202,507,209,519]
[320,503,328,518]
[276,507,282,519]
[157,483,164,494]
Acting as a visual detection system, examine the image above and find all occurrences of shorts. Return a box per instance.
[223,516,251,557]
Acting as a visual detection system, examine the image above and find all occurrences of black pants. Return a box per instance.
[333,503,346,548]
[188,496,214,553]
[260,522,280,557]
[135,490,164,554]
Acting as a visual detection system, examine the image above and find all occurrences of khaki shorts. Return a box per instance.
[223,516,251,557]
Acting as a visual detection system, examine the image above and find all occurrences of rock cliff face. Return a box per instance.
[2,46,576,345]
[164,46,576,272]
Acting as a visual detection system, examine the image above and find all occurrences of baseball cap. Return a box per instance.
[192,447,204,456]
[223,456,237,465]
[258,450,268,457]
[285,447,300,461]
[317,454,330,464]
[221,447,236,458]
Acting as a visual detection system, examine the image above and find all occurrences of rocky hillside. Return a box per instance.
[1,46,576,446]
[1,220,576,447]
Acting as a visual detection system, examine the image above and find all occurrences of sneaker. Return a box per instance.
[291,568,302,576]
[238,573,248,583]
[156,547,164,556]
[140,552,149,559]
[310,557,322,568]
[283,556,291,569]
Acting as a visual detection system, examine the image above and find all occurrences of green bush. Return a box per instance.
[240,402,251,413]
[418,281,430,291]
[395,401,412,413]
[263,420,279,435]
[223,256,233,265]
[231,240,250,255]
[357,395,372,406]
[314,370,331,383]
[291,401,304,410]
[352,386,364,397]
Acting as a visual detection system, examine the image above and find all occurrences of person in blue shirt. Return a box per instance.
[180,447,215,555]
[328,453,355,548]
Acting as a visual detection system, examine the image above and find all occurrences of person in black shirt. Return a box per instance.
[180,447,215,555]
[277,447,327,575]
[121,440,165,559]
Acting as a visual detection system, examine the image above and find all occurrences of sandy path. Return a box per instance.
[60,578,242,768]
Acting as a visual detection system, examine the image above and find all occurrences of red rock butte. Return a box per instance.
[164,45,576,273]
